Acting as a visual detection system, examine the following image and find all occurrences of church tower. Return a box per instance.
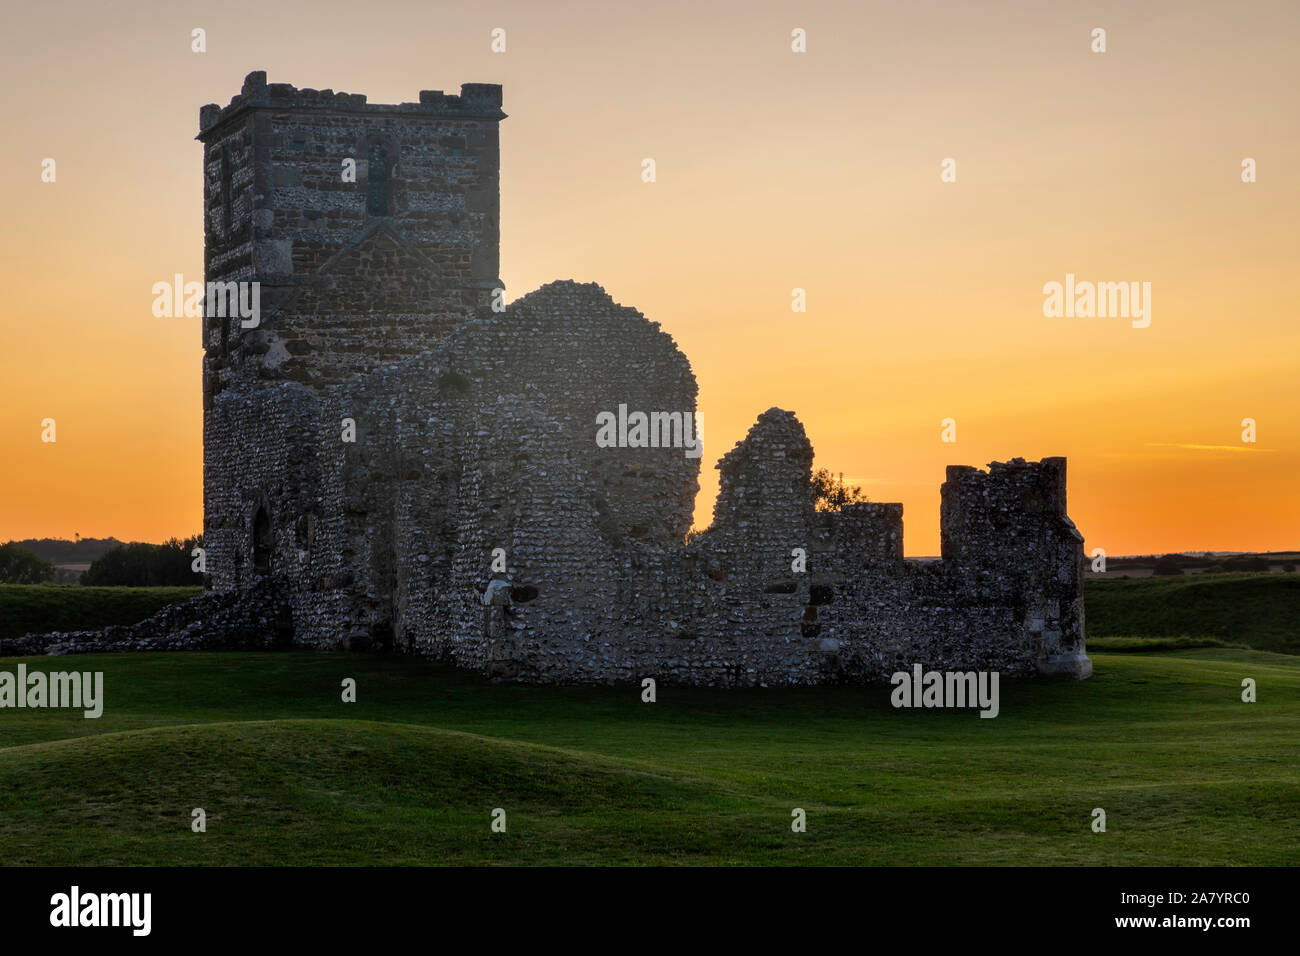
[197,72,504,593]
[196,70,505,400]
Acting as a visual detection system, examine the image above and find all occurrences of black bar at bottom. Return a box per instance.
[0,866,1279,943]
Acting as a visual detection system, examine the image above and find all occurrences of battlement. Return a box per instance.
[825,502,904,567]
[944,456,1068,514]
[198,71,505,140]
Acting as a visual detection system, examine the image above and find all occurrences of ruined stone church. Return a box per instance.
[190,71,1090,685]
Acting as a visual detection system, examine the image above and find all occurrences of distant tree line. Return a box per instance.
[0,536,205,586]
[81,536,204,586]
[1151,553,1277,576]
[7,536,123,565]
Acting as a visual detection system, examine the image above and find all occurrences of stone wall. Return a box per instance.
[283,280,701,667]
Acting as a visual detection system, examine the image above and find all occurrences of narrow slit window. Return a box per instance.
[367,143,389,216]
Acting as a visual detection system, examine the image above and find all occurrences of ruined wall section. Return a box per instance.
[292,364,470,654]
[707,408,815,567]
[665,411,997,687]
[614,415,1092,685]
[273,280,698,674]
[794,459,1088,683]
[418,280,697,675]
[477,280,700,550]
[304,355,626,676]
[938,457,1088,676]
[437,400,623,680]
[657,408,822,681]
[822,561,1031,679]
[799,502,908,676]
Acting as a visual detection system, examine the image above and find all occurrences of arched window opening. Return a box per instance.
[295,513,316,552]
[252,506,272,574]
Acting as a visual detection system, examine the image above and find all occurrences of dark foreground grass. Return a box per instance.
[0,585,201,641]
[1,648,1296,865]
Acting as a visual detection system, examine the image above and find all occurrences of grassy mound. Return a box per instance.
[0,720,732,865]
[1085,573,1300,654]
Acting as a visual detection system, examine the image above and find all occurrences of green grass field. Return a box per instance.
[0,649,1296,865]
[0,574,1296,865]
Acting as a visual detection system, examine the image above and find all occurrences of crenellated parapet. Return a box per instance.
[198,71,505,138]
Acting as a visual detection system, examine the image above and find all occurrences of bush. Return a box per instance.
[81,536,204,587]
[0,543,56,584]
[811,469,867,512]
[1222,555,1271,573]
[1151,557,1184,576]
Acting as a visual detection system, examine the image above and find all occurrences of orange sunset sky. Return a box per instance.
[1,0,1297,556]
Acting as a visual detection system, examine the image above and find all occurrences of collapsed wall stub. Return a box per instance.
[940,458,1088,676]
[707,407,816,572]
[7,72,1086,683]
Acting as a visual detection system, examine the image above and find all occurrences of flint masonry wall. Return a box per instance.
[280,281,700,670]
[940,458,1087,676]
[463,412,1090,687]
[202,381,322,593]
